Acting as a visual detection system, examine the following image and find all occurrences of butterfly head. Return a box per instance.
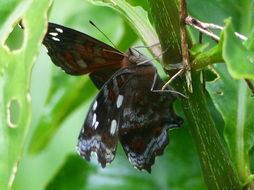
[126,48,149,65]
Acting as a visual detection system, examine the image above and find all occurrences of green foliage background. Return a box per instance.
[1,0,254,190]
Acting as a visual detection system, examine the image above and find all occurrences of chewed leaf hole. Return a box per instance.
[4,20,24,51]
[215,90,224,96]
[7,99,20,128]
[204,68,218,82]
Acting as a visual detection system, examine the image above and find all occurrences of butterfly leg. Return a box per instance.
[161,68,185,90]
[150,71,188,99]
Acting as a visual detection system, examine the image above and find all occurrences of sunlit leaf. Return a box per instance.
[223,19,254,79]
[207,64,254,181]
[46,155,96,190]
[0,0,51,189]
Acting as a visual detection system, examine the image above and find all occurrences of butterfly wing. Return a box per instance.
[43,22,125,76]
[76,66,136,167]
[77,62,183,171]
[118,63,183,173]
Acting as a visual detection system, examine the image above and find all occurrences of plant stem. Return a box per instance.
[148,0,242,189]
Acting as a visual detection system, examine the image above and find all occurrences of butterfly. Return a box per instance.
[43,22,183,173]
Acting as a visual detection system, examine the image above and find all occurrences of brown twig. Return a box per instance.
[185,16,248,41]
[161,69,185,90]
[185,16,220,42]
[179,0,192,92]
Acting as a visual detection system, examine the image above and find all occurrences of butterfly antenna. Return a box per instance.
[89,20,118,49]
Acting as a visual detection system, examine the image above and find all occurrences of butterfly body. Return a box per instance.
[43,22,183,172]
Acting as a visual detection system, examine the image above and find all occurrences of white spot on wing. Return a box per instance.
[52,37,60,41]
[49,32,58,36]
[90,151,98,161]
[116,95,124,108]
[110,120,117,135]
[55,27,63,33]
[94,121,99,129]
[77,59,88,68]
[92,114,97,126]
[93,101,98,111]
[91,151,98,158]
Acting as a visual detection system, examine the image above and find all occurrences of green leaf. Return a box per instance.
[0,0,51,189]
[189,43,210,57]
[207,64,254,181]
[245,35,254,52]
[46,154,96,190]
[192,40,223,70]
[0,0,30,41]
[223,19,254,79]
[85,0,160,57]
[116,20,138,51]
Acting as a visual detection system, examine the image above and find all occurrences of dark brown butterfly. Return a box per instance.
[43,22,183,172]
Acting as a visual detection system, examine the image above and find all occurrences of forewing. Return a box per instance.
[77,67,135,167]
[43,22,125,75]
[118,63,183,172]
